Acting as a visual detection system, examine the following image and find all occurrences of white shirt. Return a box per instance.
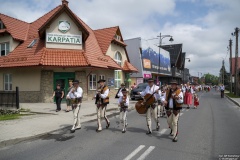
[140,85,160,101]
[117,88,125,97]
[185,86,194,94]
[67,87,83,99]
[158,90,166,102]
[99,88,109,99]
[167,89,184,109]
[118,96,129,107]
[220,85,225,91]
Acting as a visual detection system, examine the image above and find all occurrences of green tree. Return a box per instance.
[202,73,219,85]
[219,66,229,86]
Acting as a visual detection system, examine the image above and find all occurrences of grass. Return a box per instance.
[225,92,240,98]
[0,114,21,121]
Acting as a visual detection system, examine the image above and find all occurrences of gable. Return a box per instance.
[45,11,83,50]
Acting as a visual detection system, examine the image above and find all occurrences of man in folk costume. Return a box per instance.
[138,78,163,134]
[66,80,83,133]
[163,80,183,142]
[118,88,129,133]
[115,83,126,98]
[95,79,110,132]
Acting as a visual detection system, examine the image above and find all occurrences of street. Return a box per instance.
[0,90,240,160]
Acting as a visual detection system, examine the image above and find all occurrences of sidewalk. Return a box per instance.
[224,91,240,107]
[0,98,136,146]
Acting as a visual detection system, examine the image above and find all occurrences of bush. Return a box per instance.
[0,109,20,115]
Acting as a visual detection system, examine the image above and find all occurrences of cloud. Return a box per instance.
[0,0,239,77]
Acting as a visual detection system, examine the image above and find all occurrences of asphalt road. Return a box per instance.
[0,90,240,160]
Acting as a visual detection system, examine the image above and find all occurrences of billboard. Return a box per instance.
[142,47,171,75]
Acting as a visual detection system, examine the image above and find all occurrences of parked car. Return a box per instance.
[130,83,148,100]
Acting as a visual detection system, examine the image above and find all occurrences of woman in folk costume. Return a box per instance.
[118,88,129,133]
[184,82,194,109]
[94,79,110,132]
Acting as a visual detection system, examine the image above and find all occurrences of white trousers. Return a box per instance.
[96,105,109,130]
[120,110,128,130]
[166,110,180,138]
[146,106,159,132]
[72,104,81,130]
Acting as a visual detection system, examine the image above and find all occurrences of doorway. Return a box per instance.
[54,72,75,101]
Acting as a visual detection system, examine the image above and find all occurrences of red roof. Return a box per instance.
[122,60,138,72]
[94,26,126,54]
[230,57,240,75]
[0,2,136,72]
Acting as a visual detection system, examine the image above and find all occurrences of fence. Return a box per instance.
[0,87,19,109]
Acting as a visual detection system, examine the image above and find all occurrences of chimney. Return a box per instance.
[62,0,69,6]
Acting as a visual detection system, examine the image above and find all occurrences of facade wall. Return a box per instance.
[45,12,83,50]
[40,70,53,103]
[0,34,20,52]
[0,68,41,91]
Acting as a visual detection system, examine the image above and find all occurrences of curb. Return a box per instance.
[0,105,136,148]
[225,94,240,107]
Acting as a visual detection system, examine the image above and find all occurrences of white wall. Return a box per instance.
[46,12,83,50]
[0,34,20,52]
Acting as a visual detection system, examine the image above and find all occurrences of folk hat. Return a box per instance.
[121,88,128,92]
[73,80,79,84]
[147,78,154,82]
[121,83,125,86]
[170,80,178,85]
[97,79,106,83]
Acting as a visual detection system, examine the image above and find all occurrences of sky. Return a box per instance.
[0,0,239,77]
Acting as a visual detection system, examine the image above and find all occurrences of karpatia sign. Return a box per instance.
[46,33,82,44]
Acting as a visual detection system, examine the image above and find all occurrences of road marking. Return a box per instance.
[159,128,168,134]
[186,109,189,112]
[180,113,183,116]
[123,145,145,160]
[137,146,155,160]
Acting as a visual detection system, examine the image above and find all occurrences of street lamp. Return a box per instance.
[157,33,174,84]
[185,58,190,62]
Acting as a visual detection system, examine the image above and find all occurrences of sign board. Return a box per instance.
[108,78,114,87]
[46,33,82,44]
[142,40,171,75]
[136,78,143,85]
[58,20,71,33]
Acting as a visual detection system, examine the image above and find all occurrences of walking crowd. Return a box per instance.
[50,78,228,143]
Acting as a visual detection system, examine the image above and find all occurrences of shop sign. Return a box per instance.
[46,33,82,44]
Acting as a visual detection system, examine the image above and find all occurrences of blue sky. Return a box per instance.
[0,0,239,77]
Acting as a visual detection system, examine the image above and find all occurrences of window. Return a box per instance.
[114,70,122,89]
[99,75,105,81]
[89,74,97,90]
[4,74,12,91]
[27,39,38,48]
[114,34,121,41]
[0,21,5,29]
[0,42,10,56]
[114,52,122,66]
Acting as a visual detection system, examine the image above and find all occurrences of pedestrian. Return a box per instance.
[118,88,129,133]
[95,79,110,132]
[131,83,137,90]
[220,84,225,98]
[66,81,73,112]
[184,82,193,109]
[138,78,162,134]
[193,94,199,109]
[67,80,83,133]
[115,83,126,98]
[52,84,64,112]
[159,86,166,117]
[163,80,183,142]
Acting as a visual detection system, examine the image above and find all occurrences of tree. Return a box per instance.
[202,73,219,85]
[219,66,229,86]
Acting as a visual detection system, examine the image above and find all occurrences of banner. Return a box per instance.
[46,33,82,44]
[142,47,171,75]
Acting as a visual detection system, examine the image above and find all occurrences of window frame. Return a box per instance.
[114,70,122,89]
[0,21,4,29]
[0,42,10,56]
[99,75,105,81]
[89,74,97,90]
[4,74,12,91]
[114,52,122,66]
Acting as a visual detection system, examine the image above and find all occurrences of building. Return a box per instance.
[161,44,185,84]
[124,38,144,86]
[0,0,138,102]
[183,68,191,84]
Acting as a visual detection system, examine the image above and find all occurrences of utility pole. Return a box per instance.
[222,60,225,85]
[229,39,233,93]
[233,27,239,96]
